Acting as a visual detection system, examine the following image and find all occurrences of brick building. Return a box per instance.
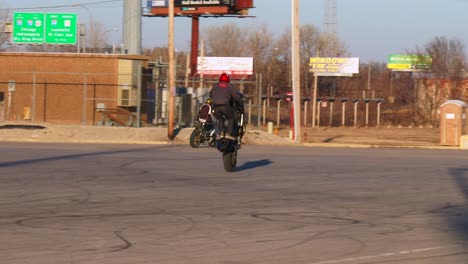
[0,52,148,125]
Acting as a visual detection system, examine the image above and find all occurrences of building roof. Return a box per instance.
[440,100,468,107]
[0,52,148,61]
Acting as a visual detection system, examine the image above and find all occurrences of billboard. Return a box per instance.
[176,0,230,5]
[147,0,253,16]
[197,57,253,76]
[149,0,230,7]
[387,54,432,72]
[309,57,359,76]
[13,12,77,45]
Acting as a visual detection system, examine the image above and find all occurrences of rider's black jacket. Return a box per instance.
[209,81,242,107]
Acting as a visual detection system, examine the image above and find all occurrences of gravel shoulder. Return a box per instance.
[0,122,294,146]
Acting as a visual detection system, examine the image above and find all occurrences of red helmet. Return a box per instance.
[219,72,230,83]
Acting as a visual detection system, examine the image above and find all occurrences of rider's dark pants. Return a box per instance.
[212,104,237,136]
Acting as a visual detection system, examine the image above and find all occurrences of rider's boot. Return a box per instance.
[224,133,236,140]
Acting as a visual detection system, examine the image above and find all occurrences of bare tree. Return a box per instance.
[270,28,292,93]
[202,23,349,98]
[88,21,113,53]
[274,24,349,97]
[203,23,284,95]
[244,24,276,95]
[203,23,248,57]
[245,24,273,73]
[415,36,466,125]
[0,6,11,51]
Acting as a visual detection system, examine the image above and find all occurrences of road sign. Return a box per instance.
[13,12,45,44]
[13,12,77,45]
[45,13,77,44]
[8,81,16,92]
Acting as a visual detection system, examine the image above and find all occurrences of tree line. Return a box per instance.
[1,9,466,126]
[145,23,467,126]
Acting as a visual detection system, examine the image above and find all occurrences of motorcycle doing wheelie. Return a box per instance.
[215,111,246,172]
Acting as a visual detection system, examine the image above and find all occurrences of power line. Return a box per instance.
[0,0,122,11]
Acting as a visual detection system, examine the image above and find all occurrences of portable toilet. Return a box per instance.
[439,100,468,146]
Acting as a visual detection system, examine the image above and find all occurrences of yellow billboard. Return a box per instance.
[309,57,359,76]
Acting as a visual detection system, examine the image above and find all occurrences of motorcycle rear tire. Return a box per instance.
[222,150,237,172]
[190,129,203,148]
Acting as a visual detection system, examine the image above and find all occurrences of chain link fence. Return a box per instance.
[0,69,392,129]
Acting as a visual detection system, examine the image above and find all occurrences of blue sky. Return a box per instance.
[3,0,468,63]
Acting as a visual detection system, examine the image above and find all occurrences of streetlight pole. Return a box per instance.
[103,28,118,34]
[73,4,93,53]
[103,28,118,53]
[77,24,82,53]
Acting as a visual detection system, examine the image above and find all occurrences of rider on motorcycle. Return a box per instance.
[209,72,243,140]
[197,98,215,130]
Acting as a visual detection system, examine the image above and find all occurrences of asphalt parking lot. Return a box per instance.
[1,142,468,264]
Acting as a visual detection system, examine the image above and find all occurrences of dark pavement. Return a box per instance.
[1,142,468,263]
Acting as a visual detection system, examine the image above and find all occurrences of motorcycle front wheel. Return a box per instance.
[222,150,237,172]
[190,129,203,148]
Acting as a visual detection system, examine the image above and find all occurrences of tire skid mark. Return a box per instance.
[13,211,165,230]
[0,192,88,207]
[251,212,361,225]
[109,230,132,252]
[68,188,92,204]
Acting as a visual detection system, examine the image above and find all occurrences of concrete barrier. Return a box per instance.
[460,135,468,149]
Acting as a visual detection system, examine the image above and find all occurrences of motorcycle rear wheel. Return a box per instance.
[190,129,203,148]
[222,150,237,172]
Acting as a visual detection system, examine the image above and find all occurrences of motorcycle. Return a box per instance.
[190,120,216,148]
[215,112,246,172]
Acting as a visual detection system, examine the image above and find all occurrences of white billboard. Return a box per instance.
[197,57,254,76]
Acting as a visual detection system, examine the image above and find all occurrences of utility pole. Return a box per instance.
[167,0,176,140]
[123,0,142,54]
[324,0,337,55]
[199,39,205,95]
[312,50,319,128]
[291,0,301,143]
[367,61,372,91]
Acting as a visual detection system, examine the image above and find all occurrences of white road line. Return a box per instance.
[308,245,460,264]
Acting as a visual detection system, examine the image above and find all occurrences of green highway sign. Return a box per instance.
[45,13,77,44]
[13,12,77,45]
[13,12,45,44]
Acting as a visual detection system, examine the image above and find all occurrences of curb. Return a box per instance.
[0,137,462,150]
[302,142,461,150]
[0,138,180,145]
